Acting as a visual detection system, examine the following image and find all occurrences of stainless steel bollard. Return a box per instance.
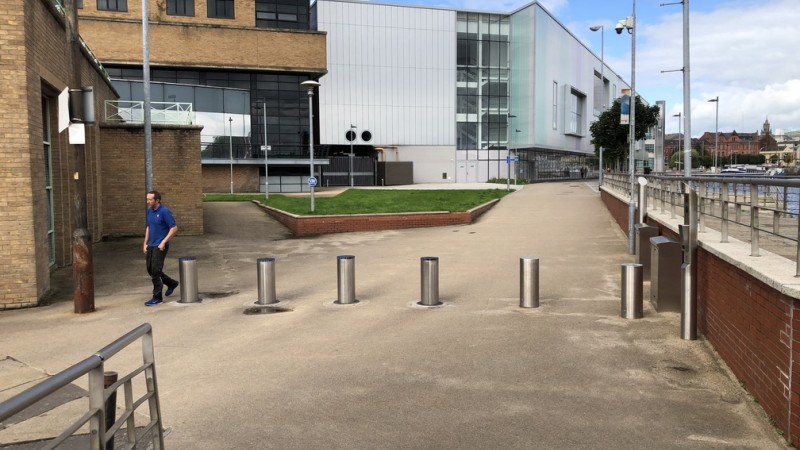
[680,263,697,340]
[336,255,357,304]
[256,257,278,305]
[519,257,539,308]
[620,263,643,319]
[178,256,200,303]
[419,256,441,306]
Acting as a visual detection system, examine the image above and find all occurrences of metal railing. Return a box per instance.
[604,172,800,276]
[105,101,194,125]
[0,323,165,450]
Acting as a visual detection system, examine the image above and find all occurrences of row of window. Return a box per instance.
[93,0,309,30]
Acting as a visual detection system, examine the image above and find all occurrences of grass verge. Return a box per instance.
[203,189,510,215]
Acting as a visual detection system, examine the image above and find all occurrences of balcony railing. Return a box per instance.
[604,172,800,275]
[104,101,195,125]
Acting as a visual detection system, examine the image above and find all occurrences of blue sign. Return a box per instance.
[308,176,318,187]
[515,155,520,162]
[506,155,511,164]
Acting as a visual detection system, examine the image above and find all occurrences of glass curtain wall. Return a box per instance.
[107,68,311,161]
[456,12,510,178]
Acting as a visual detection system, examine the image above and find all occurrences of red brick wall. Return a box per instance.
[255,199,498,236]
[100,124,204,237]
[602,186,800,445]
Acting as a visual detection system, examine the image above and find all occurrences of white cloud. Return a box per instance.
[636,0,800,134]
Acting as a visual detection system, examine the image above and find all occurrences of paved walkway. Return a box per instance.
[0,182,790,449]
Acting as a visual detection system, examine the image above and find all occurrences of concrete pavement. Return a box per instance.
[0,182,791,449]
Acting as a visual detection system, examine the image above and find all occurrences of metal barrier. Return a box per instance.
[419,257,441,306]
[178,256,200,303]
[256,257,278,305]
[604,173,800,275]
[0,323,165,450]
[336,255,357,304]
[519,257,540,308]
[620,263,643,319]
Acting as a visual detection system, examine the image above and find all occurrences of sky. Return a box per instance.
[367,0,800,137]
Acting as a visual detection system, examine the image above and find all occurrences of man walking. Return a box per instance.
[144,190,179,306]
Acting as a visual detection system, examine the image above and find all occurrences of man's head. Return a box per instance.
[146,190,162,209]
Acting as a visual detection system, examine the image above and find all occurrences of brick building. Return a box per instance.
[75,0,328,193]
[1,0,204,309]
[696,119,777,160]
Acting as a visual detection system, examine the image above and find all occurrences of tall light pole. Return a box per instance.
[260,100,269,199]
[708,96,719,171]
[349,124,356,187]
[229,116,234,194]
[673,113,681,171]
[300,80,321,212]
[616,3,636,254]
[590,24,605,184]
[682,0,692,178]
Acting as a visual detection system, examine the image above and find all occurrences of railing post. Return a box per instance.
[143,330,165,450]
[698,183,706,233]
[89,366,105,450]
[751,183,760,257]
[721,182,729,243]
[104,372,118,450]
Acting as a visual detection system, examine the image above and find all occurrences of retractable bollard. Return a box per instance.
[681,263,697,340]
[178,256,200,303]
[256,257,278,305]
[419,257,441,306]
[519,257,539,308]
[336,255,357,304]
[620,263,643,319]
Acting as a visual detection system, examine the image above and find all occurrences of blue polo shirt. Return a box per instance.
[146,204,177,248]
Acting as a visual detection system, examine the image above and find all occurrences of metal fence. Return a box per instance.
[0,323,164,450]
[105,101,194,125]
[604,173,800,275]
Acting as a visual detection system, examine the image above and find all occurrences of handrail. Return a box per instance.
[603,172,800,275]
[0,323,164,450]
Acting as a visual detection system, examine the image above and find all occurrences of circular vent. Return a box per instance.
[361,130,372,142]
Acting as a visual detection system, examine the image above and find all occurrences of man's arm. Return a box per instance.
[158,225,178,251]
[143,226,150,254]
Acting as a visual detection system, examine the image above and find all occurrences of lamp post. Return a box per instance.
[673,113,681,172]
[349,124,356,187]
[616,3,636,254]
[258,100,269,199]
[300,80,321,212]
[708,96,719,171]
[229,116,234,194]
[590,24,605,185]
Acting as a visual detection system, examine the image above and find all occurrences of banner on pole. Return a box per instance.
[620,88,631,125]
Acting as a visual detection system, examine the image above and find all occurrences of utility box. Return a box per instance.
[377,162,413,186]
[650,236,682,312]
[634,224,659,280]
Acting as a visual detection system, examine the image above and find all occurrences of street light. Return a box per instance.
[300,80,321,212]
[708,96,719,171]
[616,4,636,254]
[257,100,269,199]
[228,116,234,194]
[590,24,605,184]
[673,112,681,172]
[349,124,357,187]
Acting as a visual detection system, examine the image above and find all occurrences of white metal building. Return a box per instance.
[313,0,631,183]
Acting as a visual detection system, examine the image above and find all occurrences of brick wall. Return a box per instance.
[601,186,800,445]
[0,0,116,309]
[202,166,260,193]
[255,199,498,236]
[100,124,204,237]
[78,18,327,74]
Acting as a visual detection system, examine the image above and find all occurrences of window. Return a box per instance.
[167,0,194,16]
[97,0,127,12]
[208,0,233,18]
[552,82,558,130]
[255,0,309,30]
[566,87,586,136]
[41,96,55,266]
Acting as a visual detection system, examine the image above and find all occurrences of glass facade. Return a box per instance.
[107,67,313,161]
[456,12,509,151]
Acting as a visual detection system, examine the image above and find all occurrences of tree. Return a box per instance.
[590,96,661,169]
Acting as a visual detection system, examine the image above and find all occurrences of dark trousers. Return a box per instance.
[146,246,177,300]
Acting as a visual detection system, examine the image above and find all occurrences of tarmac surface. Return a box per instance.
[0,182,791,449]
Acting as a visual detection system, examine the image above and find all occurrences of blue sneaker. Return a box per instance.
[165,282,179,297]
[145,298,163,306]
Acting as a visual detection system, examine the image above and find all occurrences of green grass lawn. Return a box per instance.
[203,189,510,215]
